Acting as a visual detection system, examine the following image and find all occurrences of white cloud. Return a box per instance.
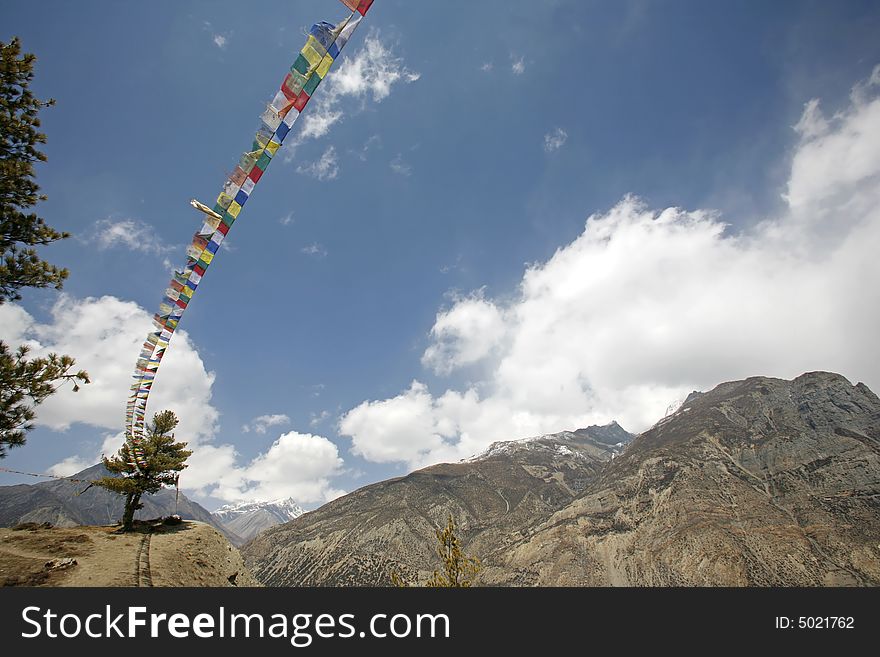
[357,135,381,161]
[296,146,339,181]
[511,56,525,75]
[0,296,343,506]
[792,98,828,140]
[242,414,290,435]
[390,153,411,176]
[301,243,328,257]
[286,31,419,157]
[329,31,420,101]
[0,295,218,442]
[48,456,93,478]
[339,67,880,470]
[310,410,331,427]
[202,21,229,50]
[233,431,344,504]
[785,69,880,217]
[421,290,507,375]
[543,127,568,153]
[88,218,172,255]
[439,254,463,275]
[340,382,451,464]
[480,62,493,72]
[279,213,294,226]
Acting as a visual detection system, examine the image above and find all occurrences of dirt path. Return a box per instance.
[0,522,260,587]
[136,534,153,587]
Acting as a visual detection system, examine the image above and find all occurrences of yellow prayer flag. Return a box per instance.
[227,201,242,218]
[317,54,334,79]
[301,36,326,68]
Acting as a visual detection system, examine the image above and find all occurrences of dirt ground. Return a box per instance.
[0,520,260,587]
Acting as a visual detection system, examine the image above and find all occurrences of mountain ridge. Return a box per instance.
[213,497,304,544]
[243,423,635,586]
[243,372,880,586]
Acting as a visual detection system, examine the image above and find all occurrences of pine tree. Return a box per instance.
[0,38,89,457]
[391,515,481,587]
[1,37,69,301]
[0,343,89,457]
[95,411,192,531]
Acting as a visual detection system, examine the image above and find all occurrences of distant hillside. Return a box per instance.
[0,464,243,545]
[243,424,634,585]
[243,373,880,586]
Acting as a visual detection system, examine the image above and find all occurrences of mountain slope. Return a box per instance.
[242,424,633,586]
[243,372,880,586]
[213,498,304,543]
[0,464,243,546]
[490,372,880,585]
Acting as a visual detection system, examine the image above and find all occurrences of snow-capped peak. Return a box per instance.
[213,497,304,521]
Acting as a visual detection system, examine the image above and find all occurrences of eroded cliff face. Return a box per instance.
[493,372,880,585]
[244,372,880,587]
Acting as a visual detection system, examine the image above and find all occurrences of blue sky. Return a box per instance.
[1,0,879,509]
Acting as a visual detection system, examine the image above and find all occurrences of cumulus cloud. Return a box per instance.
[233,431,344,503]
[0,296,343,506]
[242,414,290,435]
[341,382,451,464]
[421,290,507,375]
[543,127,568,153]
[296,146,339,181]
[0,295,218,442]
[213,34,227,49]
[87,218,172,255]
[511,56,525,75]
[339,66,880,470]
[480,62,493,73]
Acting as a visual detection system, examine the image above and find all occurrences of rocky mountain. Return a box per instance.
[243,373,880,586]
[0,464,244,546]
[491,372,880,585]
[242,423,634,585]
[213,498,304,543]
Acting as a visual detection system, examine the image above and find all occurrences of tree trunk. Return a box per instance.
[122,492,141,531]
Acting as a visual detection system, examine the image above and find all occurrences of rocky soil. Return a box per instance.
[0,520,259,587]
